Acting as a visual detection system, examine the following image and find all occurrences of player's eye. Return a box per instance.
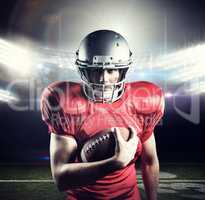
[106,69,116,74]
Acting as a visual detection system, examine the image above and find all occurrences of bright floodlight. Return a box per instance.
[0,89,18,103]
[165,92,173,98]
[0,38,33,76]
[153,44,205,82]
[185,81,205,95]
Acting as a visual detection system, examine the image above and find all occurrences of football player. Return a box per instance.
[40,30,165,200]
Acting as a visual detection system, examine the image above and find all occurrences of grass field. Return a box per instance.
[0,163,204,200]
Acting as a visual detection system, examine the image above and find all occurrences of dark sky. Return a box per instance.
[0,0,17,33]
[0,0,205,26]
[1,0,205,43]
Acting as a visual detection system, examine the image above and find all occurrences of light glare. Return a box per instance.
[0,89,18,102]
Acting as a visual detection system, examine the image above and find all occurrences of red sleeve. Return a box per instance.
[40,87,74,137]
[140,86,165,143]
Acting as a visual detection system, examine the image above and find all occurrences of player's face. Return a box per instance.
[86,69,121,100]
[91,69,120,90]
[90,69,120,84]
[100,69,120,84]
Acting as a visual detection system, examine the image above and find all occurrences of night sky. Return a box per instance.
[0,0,204,163]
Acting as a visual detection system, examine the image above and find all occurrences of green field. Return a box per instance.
[0,163,204,200]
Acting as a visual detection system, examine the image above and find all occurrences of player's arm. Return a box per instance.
[50,129,137,191]
[50,132,118,191]
[141,133,159,200]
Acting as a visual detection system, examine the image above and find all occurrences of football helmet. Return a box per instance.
[76,30,132,103]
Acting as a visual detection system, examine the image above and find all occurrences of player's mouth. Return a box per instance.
[93,88,114,99]
[93,85,113,91]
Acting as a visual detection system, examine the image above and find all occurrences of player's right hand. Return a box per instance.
[113,127,139,168]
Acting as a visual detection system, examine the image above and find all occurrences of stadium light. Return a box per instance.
[165,92,173,98]
[0,89,18,103]
[185,81,205,94]
[153,44,205,70]
[0,38,36,76]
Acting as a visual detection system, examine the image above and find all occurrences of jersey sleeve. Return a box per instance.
[40,86,74,137]
[140,84,165,143]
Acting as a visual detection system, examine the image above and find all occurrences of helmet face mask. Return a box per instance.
[83,79,124,103]
[78,67,128,103]
[76,30,132,103]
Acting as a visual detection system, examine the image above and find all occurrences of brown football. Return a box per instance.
[80,127,130,162]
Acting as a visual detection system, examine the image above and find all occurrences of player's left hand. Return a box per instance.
[113,126,139,168]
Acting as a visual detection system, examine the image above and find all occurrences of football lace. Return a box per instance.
[86,133,110,153]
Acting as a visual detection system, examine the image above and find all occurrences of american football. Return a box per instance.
[80,127,130,162]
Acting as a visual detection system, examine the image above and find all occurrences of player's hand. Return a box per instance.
[113,127,139,168]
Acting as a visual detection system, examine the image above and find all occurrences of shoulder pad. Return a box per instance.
[41,81,87,115]
[128,81,165,114]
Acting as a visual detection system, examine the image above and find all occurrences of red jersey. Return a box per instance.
[40,81,165,200]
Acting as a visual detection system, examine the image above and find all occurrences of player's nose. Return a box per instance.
[99,70,110,84]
